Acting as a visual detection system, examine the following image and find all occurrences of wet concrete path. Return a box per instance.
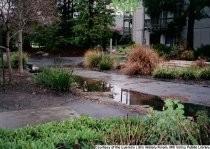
[0,100,140,129]
[74,68,210,106]
[65,99,140,119]
[0,106,79,129]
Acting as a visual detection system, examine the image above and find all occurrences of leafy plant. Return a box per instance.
[152,44,181,59]
[35,68,75,91]
[152,44,172,58]
[180,50,194,61]
[145,100,199,145]
[122,46,160,75]
[11,52,28,68]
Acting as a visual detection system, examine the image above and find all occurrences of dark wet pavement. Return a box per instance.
[0,106,79,129]
[65,100,140,119]
[0,100,140,129]
[74,68,210,107]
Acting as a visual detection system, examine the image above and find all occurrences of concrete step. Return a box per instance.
[160,60,210,68]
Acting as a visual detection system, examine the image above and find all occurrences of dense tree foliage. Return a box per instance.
[72,0,114,49]
[111,0,140,12]
[30,0,114,50]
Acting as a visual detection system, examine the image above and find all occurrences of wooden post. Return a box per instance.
[0,46,6,89]
[110,38,112,52]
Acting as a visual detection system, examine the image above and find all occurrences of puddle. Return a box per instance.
[75,76,111,92]
[110,85,163,110]
[75,76,210,117]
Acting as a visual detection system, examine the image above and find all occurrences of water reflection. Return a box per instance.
[75,76,111,92]
[75,76,210,117]
[111,85,163,110]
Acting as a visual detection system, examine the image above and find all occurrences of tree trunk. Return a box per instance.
[6,30,13,81]
[186,5,195,50]
[18,29,23,74]
[18,0,23,75]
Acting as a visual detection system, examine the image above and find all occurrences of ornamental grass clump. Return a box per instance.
[152,67,179,79]
[179,68,199,80]
[84,50,102,68]
[99,54,112,70]
[122,46,160,75]
[35,68,74,91]
[199,68,210,80]
[84,49,113,70]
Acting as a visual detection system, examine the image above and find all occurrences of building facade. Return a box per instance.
[132,2,210,49]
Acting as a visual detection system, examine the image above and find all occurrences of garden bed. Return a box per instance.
[0,70,78,112]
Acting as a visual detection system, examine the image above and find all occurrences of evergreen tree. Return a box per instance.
[72,0,114,49]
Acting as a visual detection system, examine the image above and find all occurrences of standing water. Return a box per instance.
[75,76,210,117]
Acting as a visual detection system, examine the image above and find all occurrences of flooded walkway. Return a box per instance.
[74,68,210,107]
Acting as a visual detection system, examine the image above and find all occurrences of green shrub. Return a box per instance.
[180,50,194,61]
[179,68,199,80]
[143,100,200,145]
[170,44,182,58]
[11,52,28,68]
[152,44,181,59]
[152,44,171,58]
[35,68,74,91]
[152,67,178,79]
[199,68,210,80]
[194,45,210,61]
[99,54,112,70]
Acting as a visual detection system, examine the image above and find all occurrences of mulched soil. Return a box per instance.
[0,69,144,116]
[0,70,79,112]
